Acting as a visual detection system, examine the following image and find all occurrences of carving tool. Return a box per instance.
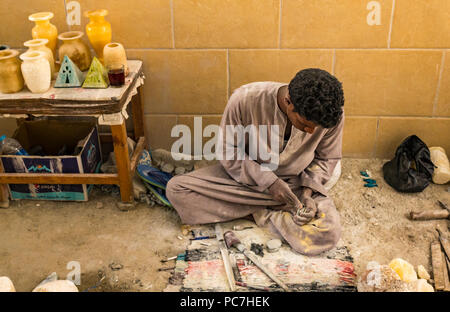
[215,224,236,291]
[437,228,450,261]
[224,230,291,292]
[189,235,216,241]
[235,281,271,291]
[229,252,242,282]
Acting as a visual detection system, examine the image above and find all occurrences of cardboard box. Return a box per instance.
[0,120,102,201]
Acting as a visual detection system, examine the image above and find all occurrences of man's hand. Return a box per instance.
[268,179,302,213]
[293,187,317,225]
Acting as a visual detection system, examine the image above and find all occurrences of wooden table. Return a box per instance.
[0,60,146,209]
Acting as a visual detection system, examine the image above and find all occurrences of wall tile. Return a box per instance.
[391,0,450,48]
[0,0,67,49]
[436,51,450,117]
[229,49,333,93]
[126,49,228,115]
[342,116,378,158]
[177,115,222,156]
[376,117,450,158]
[144,115,178,151]
[335,50,442,116]
[74,0,172,49]
[173,0,279,48]
[282,0,393,48]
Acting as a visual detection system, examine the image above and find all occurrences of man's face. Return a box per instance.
[285,97,317,134]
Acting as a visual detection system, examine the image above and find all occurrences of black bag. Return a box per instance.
[382,135,435,193]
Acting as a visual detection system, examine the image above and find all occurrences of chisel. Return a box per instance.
[215,224,236,291]
[224,230,291,292]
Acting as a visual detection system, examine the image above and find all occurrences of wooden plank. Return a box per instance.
[444,254,450,292]
[111,121,133,203]
[130,137,145,173]
[99,132,134,143]
[0,66,143,116]
[431,241,445,291]
[0,160,9,208]
[0,173,119,185]
[131,86,145,140]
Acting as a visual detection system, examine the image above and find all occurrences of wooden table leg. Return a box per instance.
[111,121,134,209]
[0,160,10,208]
[131,86,145,141]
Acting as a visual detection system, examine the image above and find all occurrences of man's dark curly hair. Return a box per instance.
[288,68,344,128]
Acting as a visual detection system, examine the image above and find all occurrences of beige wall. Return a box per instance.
[1,0,449,158]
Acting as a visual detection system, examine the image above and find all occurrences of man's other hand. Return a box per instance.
[293,187,317,225]
[268,179,302,212]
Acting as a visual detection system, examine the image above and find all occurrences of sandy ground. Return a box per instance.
[0,158,449,292]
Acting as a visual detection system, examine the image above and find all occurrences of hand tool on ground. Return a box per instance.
[160,255,177,263]
[232,225,254,231]
[224,230,291,292]
[189,235,216,240]
[410,200,450,221]
[228,252,242,282]
[215,224,236,291]
[235,281,271,291]
[158,266,176,271]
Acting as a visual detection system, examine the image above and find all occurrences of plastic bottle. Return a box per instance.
[0,135,29,156]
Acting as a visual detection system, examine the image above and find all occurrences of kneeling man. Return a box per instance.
[167,68,345,256]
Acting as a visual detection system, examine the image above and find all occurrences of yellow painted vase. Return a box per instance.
[0,49,24,93]
[58,31,92,71]
[24,38,56,78]
[85,9,112,62]
[28,12,58,57]
[103,43,129,76]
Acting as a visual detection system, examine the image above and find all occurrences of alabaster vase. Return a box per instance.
[24,38,56,78]
[0,49,24,93]
[58,31,92,71]
[20,51,51,93]
[103,42,128,76]
[29,12,58,57]
[85,9,112,62]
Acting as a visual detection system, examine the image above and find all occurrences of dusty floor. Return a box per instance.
[0,158,449,292]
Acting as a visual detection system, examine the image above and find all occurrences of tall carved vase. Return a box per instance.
[24,38,56,78]
[0,49,24,93]
[58,31,92,72]
[28,12,58,57]
[20,51,51,93]
[85,9,112,62]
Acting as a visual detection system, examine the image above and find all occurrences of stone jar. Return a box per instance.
[28,12,58,56]
[24,38,56,78]
[58,31,92,71]
[85,9,112,62]
[103,42,128,76]
[0,49,24,93]
[19,51,51,93]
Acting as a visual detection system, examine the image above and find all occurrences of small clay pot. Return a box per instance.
[20,50,51,93]
[24,38,56,77]
[58,31,92,71]
[103,42,128,76]
[0,49,24,93]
